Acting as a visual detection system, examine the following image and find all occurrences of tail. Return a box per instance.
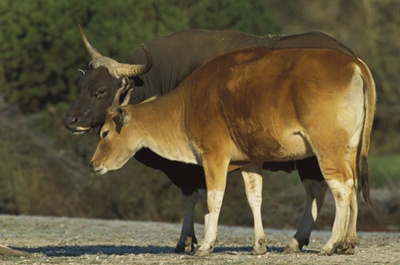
[357,58,376,206]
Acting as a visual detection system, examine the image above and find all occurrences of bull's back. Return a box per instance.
[127,30,356,104]
[185,48,359,161]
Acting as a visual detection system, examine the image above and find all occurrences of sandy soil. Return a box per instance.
[0,215,399,264]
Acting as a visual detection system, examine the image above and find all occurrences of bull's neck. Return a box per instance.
[131,89,197,164]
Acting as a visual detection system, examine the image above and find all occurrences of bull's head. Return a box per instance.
[63,25,152,134]
[89,79,139,174]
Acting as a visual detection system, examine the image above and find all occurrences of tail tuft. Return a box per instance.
[360,154,373,207]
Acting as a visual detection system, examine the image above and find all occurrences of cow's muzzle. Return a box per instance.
[89,161,107,175]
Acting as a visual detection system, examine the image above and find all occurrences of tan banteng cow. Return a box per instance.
[90,47,376,256]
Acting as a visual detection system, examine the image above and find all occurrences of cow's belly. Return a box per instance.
[231,129,314,162]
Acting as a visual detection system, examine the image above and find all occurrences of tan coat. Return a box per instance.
[91,47,376,256]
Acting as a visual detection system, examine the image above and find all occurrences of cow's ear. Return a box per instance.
[132,76,144,86]
[117,107,130,125]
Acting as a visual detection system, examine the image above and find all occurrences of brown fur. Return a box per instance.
[91,47,376,256]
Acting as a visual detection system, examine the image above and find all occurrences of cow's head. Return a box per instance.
[89,80,140,174]
[64,26,152,134]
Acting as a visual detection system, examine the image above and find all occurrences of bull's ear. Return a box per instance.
[78,69,87,76]
[117,107,130,125]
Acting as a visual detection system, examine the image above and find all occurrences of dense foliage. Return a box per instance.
[0,0,279,113]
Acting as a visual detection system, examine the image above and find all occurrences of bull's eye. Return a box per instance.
[101,130,109,139]
[95,90,106,99]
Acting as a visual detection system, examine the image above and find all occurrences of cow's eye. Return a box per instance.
[95,90,106,98]
[101,130,109,139]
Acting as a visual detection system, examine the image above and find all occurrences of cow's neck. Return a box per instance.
[131,90,198,165]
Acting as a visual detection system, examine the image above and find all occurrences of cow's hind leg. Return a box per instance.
[241,162,267,255]
[175,190,198,253]
[304,133,355,255]
[284,157,327,253]
[335,151,359,255]
[321,176,353,255]
[316,154,354,255]
[334,184,358,254]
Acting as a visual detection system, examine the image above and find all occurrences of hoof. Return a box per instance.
[283,245,301,254]
[335,244,356,255]
[319,248,334,256]
[283,238,302,254]
[251,239,268,255]
[193,245,214,257]
[175,236,196,253]
[174,244,185,253]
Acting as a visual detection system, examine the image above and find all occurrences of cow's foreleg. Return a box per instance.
[193,156,229,257]
[175,190,198,253]
[241,162,267,255]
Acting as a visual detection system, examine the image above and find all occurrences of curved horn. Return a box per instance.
[78,25,153,79]
[112,44,153,78]
[78,25,102,60]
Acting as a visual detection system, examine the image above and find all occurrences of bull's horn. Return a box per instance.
[112,44,153,78]
[78,25,102,60]
[78,25,153,79]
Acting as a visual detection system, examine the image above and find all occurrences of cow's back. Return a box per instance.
[182,47,359,161]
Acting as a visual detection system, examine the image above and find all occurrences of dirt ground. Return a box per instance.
[0,215,399,265]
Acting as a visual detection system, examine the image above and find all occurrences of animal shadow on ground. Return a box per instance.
[16,245,318,257]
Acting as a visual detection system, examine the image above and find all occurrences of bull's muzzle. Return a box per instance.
[63,115,92,133]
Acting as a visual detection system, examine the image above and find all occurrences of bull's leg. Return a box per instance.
[284,157,327,253]
[240,162,267,255]
[193,156,229,257]
[198,188,210,232]
[175,190,198,253]
[284,179,327,253]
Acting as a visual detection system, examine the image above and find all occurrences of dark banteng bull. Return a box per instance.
[90,47,375,256]
[64,27,359,253]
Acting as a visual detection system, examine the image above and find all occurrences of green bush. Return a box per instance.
[369,154,400,187]
[0,2,282,216]
[0,0,279,113]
